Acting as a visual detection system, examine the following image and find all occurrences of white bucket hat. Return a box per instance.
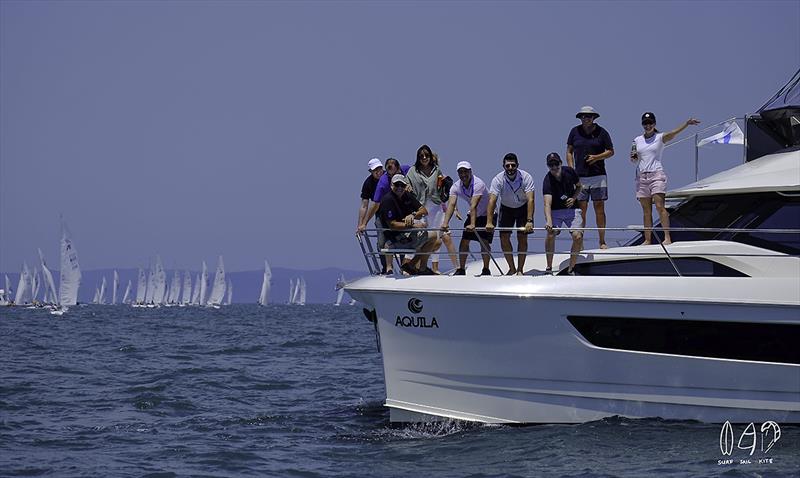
[576,106,600,119]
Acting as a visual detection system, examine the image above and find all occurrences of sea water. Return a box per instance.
[1,304,798,477]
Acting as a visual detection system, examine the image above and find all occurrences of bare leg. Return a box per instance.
[499,232,515,274]
[441,233,459,270]
[545,232,556,269]
[593,200,607,248]
[569,232,583,271]
[516,231,528,273]
[459,239,470,270]
[480,240,491,270]
[654,193,671,244]
[639,197,653,244]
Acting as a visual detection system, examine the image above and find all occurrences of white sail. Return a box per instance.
[15,262,31,304]
[207,256,226,306]
[92,287,100,304]
[288,278,296,304]
[167,270,179,304]
[199,261,208,306]
[98,276,107,304]
[38,250,56,305]
[258,260,271,306]
[4,274,11,303]
[58,219,82,307]
[334,274,345,306]
[298,277,307,306]
[112,270,119,305]
[225,279,233,305]
[122,280,132,304]
[144,263,155,304]
[31,267,40,302]
[135,268,147,304]
[181,271,192,305]
[192,273,201,305]
[152,256,166,305]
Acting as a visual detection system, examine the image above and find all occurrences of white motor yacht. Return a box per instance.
[346,78,800,424]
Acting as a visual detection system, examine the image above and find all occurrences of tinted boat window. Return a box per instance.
[569,258,747,277]
[568,316,800,365]
[627,192,800,253]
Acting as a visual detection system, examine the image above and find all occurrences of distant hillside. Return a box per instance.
[1,267,366,304]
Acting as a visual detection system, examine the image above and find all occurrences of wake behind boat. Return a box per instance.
[345,76,800,424]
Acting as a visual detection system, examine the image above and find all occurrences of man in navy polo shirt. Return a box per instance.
[543,152,583,275]
[566,106,614,249]
[379,174,441,275]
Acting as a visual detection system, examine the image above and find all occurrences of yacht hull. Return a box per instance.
[349,276,800,424]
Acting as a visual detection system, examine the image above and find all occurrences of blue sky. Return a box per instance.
[1,1,798,272]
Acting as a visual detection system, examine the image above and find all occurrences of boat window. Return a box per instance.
[568,316,800,365]
[732,201,800,255]
[568,258,747,277]
[626,192,800,253]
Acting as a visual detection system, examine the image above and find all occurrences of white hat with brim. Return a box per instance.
[576,106,600,119]
[456,161,472,171]
[368,158,383,171]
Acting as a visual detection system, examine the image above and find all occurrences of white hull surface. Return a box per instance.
[347,265,800,424]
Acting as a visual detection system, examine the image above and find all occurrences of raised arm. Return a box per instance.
[663,118,701,143]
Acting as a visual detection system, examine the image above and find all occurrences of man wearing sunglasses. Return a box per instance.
[566,105,615,249]
[542,152,583,275]
[485,152,535,275]
[378,174,441,275]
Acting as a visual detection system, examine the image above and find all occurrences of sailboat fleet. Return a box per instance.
[1,220,352,309]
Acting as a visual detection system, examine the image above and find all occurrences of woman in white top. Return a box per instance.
[631,112,700,244]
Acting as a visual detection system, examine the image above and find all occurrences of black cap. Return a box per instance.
[503,152,518,163]
[546,152,561,166]
[641,112,656,124]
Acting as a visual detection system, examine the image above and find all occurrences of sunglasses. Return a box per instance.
[392,182,406,188]
[580,114,595,119]
[547,163,561,169]
[504,163,518,169]
[642,121,655,126]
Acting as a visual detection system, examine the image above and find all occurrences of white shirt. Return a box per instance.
[488,169,535,208]
[633,133,665,173]
[449,175,489,217]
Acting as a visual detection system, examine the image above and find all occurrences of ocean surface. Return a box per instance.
[1,304,797,478]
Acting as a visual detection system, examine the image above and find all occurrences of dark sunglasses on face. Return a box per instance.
[548,163,561,169]
[642,121,655,126]
[580,114,594,119]
[392,182,406,188]
[504,163,518,169]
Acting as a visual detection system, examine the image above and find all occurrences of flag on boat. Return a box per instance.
[697,121,744,147]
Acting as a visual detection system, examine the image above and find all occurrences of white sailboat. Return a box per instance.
[112,270,119,305]
[181,271,192,306]
[167,270,181,305]
[54,218,82,314]
[98,276,107,305]
[288,278,296,304]
[31,267,40,304]
[258,260,272,306]
[14,262,31,305]
[199,261,208,306]
[152,256,166,306]
[191,273,201,305]
[298,277,307,306]
[38,250,57,305]
[225,279,233,305]
[334,274,345,306]
[207,256,226,307]
[92,287,100,304]
[144,263,155,305]
[2,274,11,305]
[134,268,147,306]
[122,279,132,304]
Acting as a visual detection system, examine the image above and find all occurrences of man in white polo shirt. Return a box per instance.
[441,161,494,276]
[485,152,535,275]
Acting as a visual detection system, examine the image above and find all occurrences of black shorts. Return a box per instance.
[462,214,496,244]
[499,204,529,231]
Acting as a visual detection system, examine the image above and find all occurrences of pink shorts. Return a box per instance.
[636,170,667,198]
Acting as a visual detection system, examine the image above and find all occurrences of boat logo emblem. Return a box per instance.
[407,298,423,314]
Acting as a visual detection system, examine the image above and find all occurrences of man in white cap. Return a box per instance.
[566,106,615,249]
[379,174,441,275]
[357,158,384,234]
[441,161,494,276]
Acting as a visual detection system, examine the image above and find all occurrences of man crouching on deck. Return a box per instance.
[379,174,441,276]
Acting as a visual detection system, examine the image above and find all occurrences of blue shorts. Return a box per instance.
[578,175,608,201]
